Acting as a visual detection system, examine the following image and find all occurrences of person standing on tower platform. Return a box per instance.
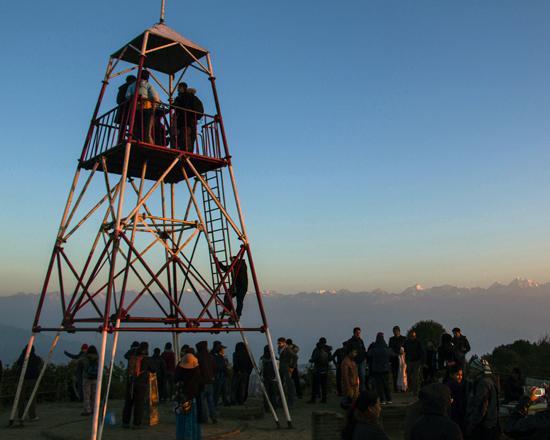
[173,82,202,152]
[115,74,136,125]
[217,255,248,319]
[126,70,159,145]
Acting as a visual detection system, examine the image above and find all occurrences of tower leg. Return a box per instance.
[97,321,121,440]
[265,327,293,428]
[9,333,35,425]
[91,328,109,440]
[237,323,280,428]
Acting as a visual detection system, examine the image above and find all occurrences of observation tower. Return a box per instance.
[10,10,291,438]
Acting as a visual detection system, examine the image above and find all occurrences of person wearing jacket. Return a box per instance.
[231,342,253,405]
[503,367,526,404]
[277,337,298,408]
[77,345,100,416]
[174,353,204,440]
[444,364,468,438]
[466,358,498,440]
[152,348,167,402]
[504,384,550,440]
[307,342,329,404]
[367,332,396,405]
[212,344,231,407]
[341,389,389,440]
[410,382,463,440]
[388,326,407,393]
[341,347,360,402]
[122,342,157,429]
[64,343,88,402]
[345,328,367,392]
[195,341,218,424]
[161,342,176,401]
[402,332,426,395]
[17,345,42,421]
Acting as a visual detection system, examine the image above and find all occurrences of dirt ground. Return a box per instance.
[1,394,413,440]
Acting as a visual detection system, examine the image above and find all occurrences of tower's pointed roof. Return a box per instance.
[111,23,209,75]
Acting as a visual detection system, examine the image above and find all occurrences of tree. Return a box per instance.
[408,320,447,348]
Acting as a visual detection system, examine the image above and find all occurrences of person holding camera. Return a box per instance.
[504,384,550,439]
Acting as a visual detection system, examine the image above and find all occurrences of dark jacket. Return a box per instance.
[345,336,367,364]
[410,383,463,440]
[367,334,396,373]
[504,395,550,440]
[219,259,248,290]
[173,91,196,127]
[503,374,526,403]
[403,338,426,364]
[161,349,176,372]
[213,352,229,378]
[175,366,205,424]
[452,335,471,355]
[388,335,407,356]
[17,346,41,380]
[445,377,468,437]
[466,372,498,429]
[310,346,329,374]
[151,353,167,380]
[350,410,389,440]
[196,341,217,385]
[233,342,253,375]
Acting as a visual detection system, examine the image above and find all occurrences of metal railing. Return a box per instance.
[81,98,223,162]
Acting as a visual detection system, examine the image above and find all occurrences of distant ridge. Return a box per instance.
[1,278,549,367]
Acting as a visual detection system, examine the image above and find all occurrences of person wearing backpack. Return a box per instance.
[122,342,157,429]
[77,345,99,416]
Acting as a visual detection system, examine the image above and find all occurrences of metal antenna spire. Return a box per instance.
[160,0,165,23]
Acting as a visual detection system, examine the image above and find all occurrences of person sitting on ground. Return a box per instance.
[503,367,526,404]
[504,383,550,439]
[341,389,389,440]
[410,382,463,440]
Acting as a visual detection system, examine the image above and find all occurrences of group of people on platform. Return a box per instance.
[116,72,204,151]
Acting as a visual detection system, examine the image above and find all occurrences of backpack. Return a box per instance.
[193,96,204,121]
[87,358,99,380]
[128,355,144,380]
[262,357,276,380]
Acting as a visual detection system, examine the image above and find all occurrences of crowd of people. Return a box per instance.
[7,324,550,440]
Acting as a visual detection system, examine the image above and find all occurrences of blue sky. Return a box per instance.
[1,1,549,296]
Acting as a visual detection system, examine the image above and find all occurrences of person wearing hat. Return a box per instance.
[64,343,89,402]
[466,358,498,440]
[174,353,204,439]
[212,343,231,407]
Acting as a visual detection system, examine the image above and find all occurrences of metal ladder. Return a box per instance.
[201,168,232,311]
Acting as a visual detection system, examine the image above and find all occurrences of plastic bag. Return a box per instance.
[105,411,116,426]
